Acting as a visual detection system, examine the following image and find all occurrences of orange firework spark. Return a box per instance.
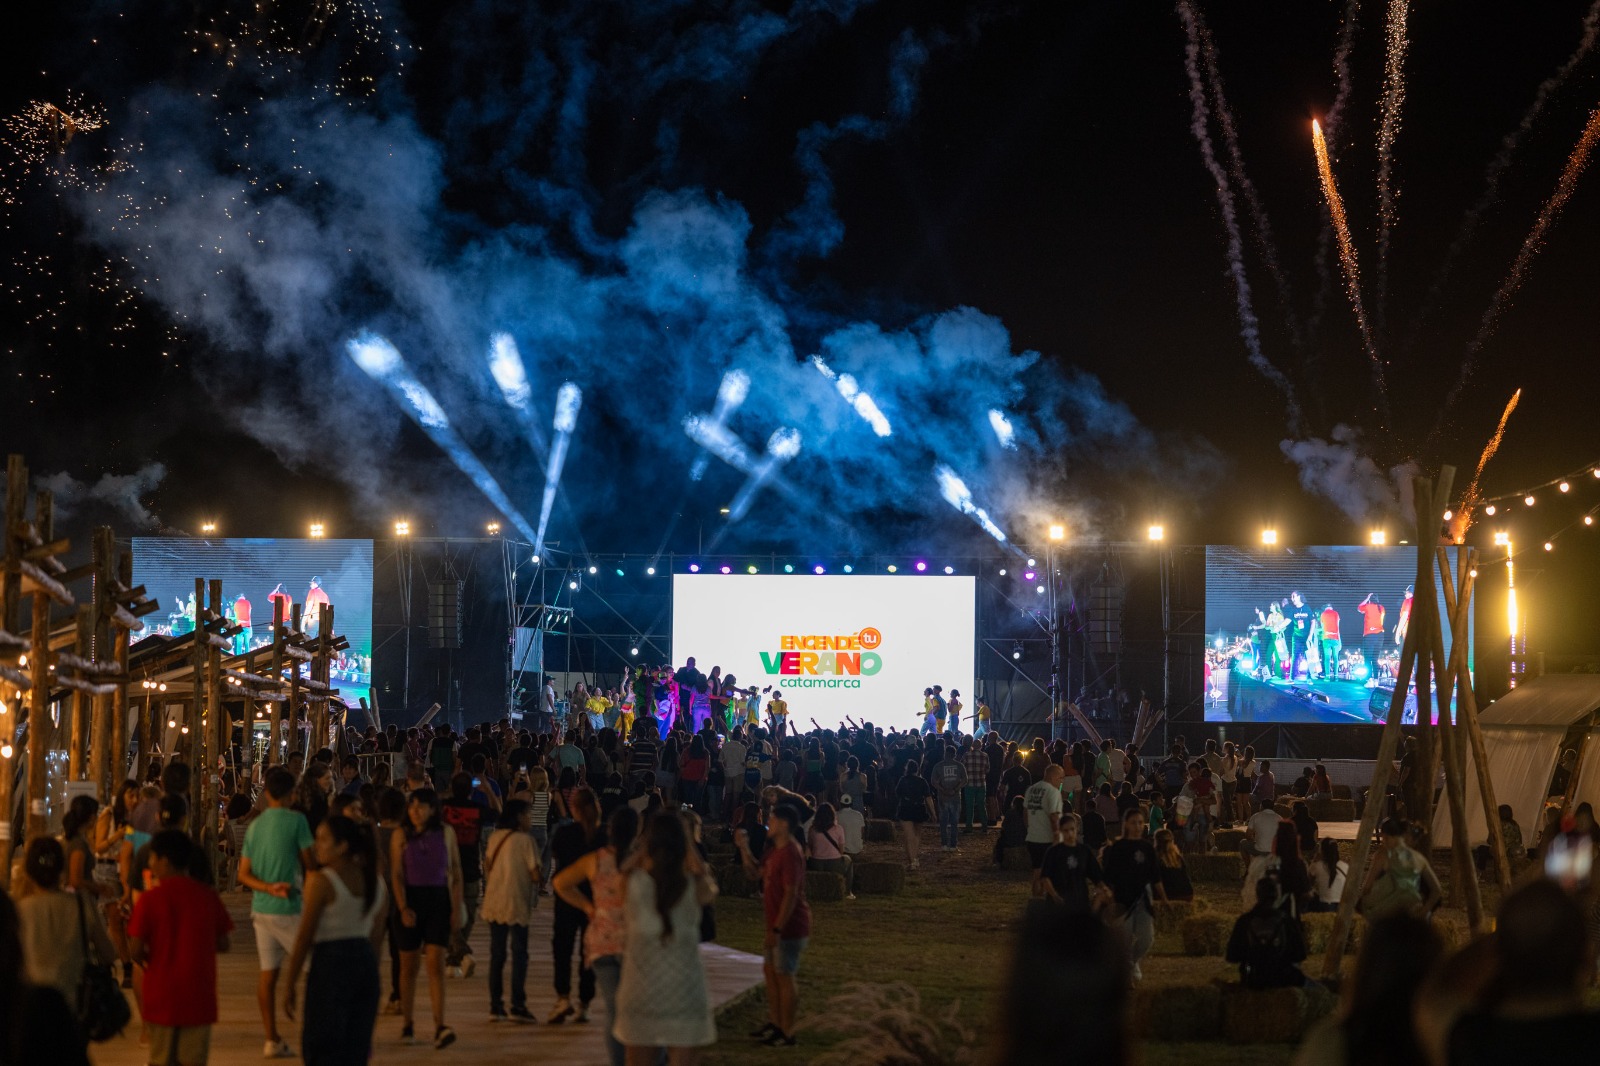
[1375,0,1410,322]
[1312,119,1389,417]
[1444,107,1600,412]
[1449,387,1522,542]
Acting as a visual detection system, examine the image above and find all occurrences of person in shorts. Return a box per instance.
[736,803,811,1048]
[238,767,314,1059]
[129,831,233,1066]
[1023,765,1066,898]
[389,788,463,1049]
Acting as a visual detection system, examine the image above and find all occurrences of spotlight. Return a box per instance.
[814,565,826,574]
[1048,523,1066,542]
[1024,570,1036,581]
[998,568,1007,576]
[180,726,189,735]
[1011,642,1023,660]
[1147,525,1164,542]
[1525,495,1536,507]
[394,520,411,537]
[783,564,794,573]
[1370,530,1387,546]
[1485,505,1497,516]
[588,565,598,575]
[842,565,853,573]
[200,521,217,534]
[915,561,927,572]
[1544,542,1554,552]
[309,522,325,539]
[569,580,579,590]
[615,568,625,577]
[1493,532,1510,546]
[1027,558,1037,568]
[720,565,732,575]
[1036,585,1046,594]
[1261,528,1278,546]
[486,521,501,534]
[630,644,640,656]
[886,564,898,573]
[531,554,542,564]
[688,563,700,573]
[943,565,954,574]
[719,507,730,515]
[1560,482,1570,493]
[747,565,758,574]
[646,566,656,575]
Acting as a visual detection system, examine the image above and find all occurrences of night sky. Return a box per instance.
[1,1,1596,655]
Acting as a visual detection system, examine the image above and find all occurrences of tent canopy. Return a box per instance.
[1434,675,1600,846]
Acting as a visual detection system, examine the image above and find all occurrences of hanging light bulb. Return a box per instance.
[0,744,12,759]
[167,718,176,728]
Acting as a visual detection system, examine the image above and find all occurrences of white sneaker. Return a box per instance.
[263,1038,294,1059]
[461,954,476,978]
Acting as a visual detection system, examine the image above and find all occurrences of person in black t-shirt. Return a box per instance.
[1101,807,1165,982]
[1040,813,1104,912]
[1226,877,1307,989]
[441,773,487,976]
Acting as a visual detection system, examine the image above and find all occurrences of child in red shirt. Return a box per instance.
[129,830,233,1066]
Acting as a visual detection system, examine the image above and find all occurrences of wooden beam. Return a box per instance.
[267,597,284,769]
[25,489,55,844]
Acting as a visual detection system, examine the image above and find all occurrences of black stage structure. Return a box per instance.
[371,538,1510,761]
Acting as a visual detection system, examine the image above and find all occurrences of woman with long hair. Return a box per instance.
[1292,913,1441,1066]
[1152,828,1193,902]
[284,815,388,1065]
[547,787,603,1024]
[388,789,462,1049]
[894,757,933,870]
[0,887,92,1063]
[678,736,710,813]
[614,812,718,1063]
[17,837,116,1006]
[95,779,141,986]
[295,763,334,834]
[806,803,855,900]
[554,805,641,1066]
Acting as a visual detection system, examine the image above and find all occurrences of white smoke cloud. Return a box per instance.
[1280,426,1418,526]
[38,463,167,529]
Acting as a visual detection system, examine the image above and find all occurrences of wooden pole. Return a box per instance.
[203,579,224,865]
[1425,556,1483,931]
[110,549,132,789]
[314,603,333,755]
[69,604,92,779]
[25,490,55,841]
[1322,470,1452,974]
[87,528,112,794]
[267,597,284,768]
[187,577,205,834]
[288,603,303,761]
[0,456,24,887]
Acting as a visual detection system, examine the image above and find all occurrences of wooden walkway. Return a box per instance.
[92,890,764,1065]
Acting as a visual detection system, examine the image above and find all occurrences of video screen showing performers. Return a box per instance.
[1204,546,1472,725]
[132,538,374,702]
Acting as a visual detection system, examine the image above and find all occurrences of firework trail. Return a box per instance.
[1409,0,1600,349]
[1312,118,1389,423]
[1448,388,1521,542]
[1308,0,1361,344]
[1175,1,1302,429]
[1442,106,1600,416]
[1186,5,1302,349]
[1374,0,1410,335]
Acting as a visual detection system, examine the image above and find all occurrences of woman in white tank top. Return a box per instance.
[283,815,393,1063]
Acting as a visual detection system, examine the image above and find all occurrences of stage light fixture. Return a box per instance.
[1027,558,1036,568]
[1148,525,1164,542]
[201,521,217,534]
[1485,505,1497,516]
[309,522,325,539]
[843,565,853,573]
[915,561,927,572]
[486,521,501,534]
[1525,495,1536,507]
[1594,469,1600,479]
[943,565,954,574]
[1036,585,1046,594]
[158,682,166,692]
[886,564,898,573]
[569,580,579,590]
[167,718,176,729]
[1048,523,1065,542]
[998,567,1007,576]
[646,566,656,575]
[615,568,624,577]
[630,646,639,656]
[1560,482,1570,493]
[1493,532,1510,546]
[1024,570,1036,581]
[588,565,598,574]
[394,520,411,537]
[1469,568,1478,578]
[1545,542,1554,551]
[688,563,701,573]
[531,554,542,564]
[720,565,732,575]
[783,564,794,573]
[719,507,730,515]
[1,744,12,759]
[747,565,758,574]
[1012,642,1023,660]
[1260,529,1278,546]
[1370,530,1386,546]
[814,565,826,574]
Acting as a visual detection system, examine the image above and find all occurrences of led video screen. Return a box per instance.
[133,538,374,702]
[1205,546,1471,725]
[671,574,975,729]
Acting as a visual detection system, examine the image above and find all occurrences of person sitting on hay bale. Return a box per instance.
[1226,877,1308,990]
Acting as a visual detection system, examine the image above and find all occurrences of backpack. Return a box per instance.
[1239,910,1294,988]
[1360,844,1424,918]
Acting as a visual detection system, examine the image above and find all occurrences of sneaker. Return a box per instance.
[575,1003,590,1023]
[547,999,574,1025]
[760,1029,797,1047]
[263,1038,294,1058]
[845,893,858,900]
[909,859,919,870]
[750,1022,780,1040]
[434,1025,457,1049]
[461,954,476,978]
[509,1006,536,1024]
[489,1009,507,1023]
[401,1024,416,1045]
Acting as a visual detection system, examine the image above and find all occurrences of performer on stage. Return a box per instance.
[921,688,937,734]
[947,689,963,736]
[1286,592,1311,678]
[232,593,252,655]
[1395,584,1414,648]
[767,691,790,740]
[267,583,293,627]
[931,686,948,733]
[1357,594,1385,682]
[973,697,992,737]
[1264,603,1289,679]
[304,575,331,635]
[1318,603,1342,681]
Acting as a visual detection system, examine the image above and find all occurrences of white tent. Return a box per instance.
[1433,674,1600,846]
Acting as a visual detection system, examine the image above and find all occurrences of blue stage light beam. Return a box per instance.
[988,409,1017,449]
[682,413,758,473]
[811,356,892,437]
[347,332,540,543]
[727,426,801,521]
[689,370,751,482]
[487,333,550,458]
[934,463,1010,545]
[534,382,583,556]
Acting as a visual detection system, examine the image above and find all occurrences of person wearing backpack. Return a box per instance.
[1358,818,1442,920]
[932,743,968,854]
[1226,877,1308,989]
[1156,744,1187,797]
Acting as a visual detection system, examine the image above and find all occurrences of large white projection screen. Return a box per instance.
[671,574,976,729]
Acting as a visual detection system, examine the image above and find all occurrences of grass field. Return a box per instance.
[696,823,1376,1066]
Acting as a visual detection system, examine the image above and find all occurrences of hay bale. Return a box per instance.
[1301,911,1362,955]
[1433,912,1472,951]
[715,863,753,899]
[805,870,847,903]
[1152,898,1206,935]
[1130,982,1222,1040]
[864,818,897,843]
[1186,852,1244,884]
[853,861,906,896]
[1222,983,1337,1043]
[1000,846,1033,873]
[1212,828,1247,854]
[1331,784,1352,800]
[1181,912,1233,956]
[1307,799,1357,822]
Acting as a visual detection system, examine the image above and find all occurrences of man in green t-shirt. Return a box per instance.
[238,767,314,1059]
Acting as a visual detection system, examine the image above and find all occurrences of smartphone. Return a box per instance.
[472,777,481,788]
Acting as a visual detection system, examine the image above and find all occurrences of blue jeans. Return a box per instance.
[592,955,625,1066]
[937,794,961,848]
[488,923,528,1013]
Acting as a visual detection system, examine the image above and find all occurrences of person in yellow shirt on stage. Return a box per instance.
[585,690,612,732]
[767,693,790,740]
[973,697,993,737]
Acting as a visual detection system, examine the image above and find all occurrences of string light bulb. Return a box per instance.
[1544,542,1554,551]
[1485,505,1497,516]
[1525,495,1536,507]
[1559,482,1570,493]
[1586,516,1595,527]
